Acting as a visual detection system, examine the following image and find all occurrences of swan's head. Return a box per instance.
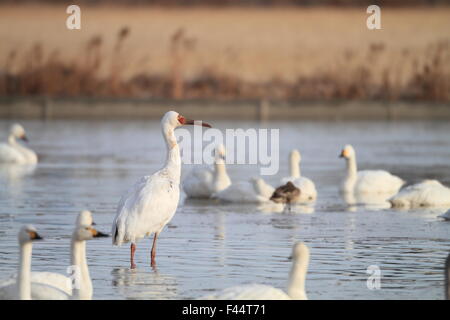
[10,124,28,142]
[215,144,226,161]
[18,225,43,244]
[290,149,301,163]
[292,242,309,261]
[73,225,109,241]
[339,145,355,159]
[161,111,212,130]
[76,210,95,227]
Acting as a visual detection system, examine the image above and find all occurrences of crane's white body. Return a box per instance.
[200,242,309,300]
[280,150,317,202]
[390,180,450,208]
[340,145,404,196]
[0,124,37,164]
[183,144,231,198]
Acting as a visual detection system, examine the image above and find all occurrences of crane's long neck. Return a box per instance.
[17,241,32,300]
[290,158,300,178]
[70,238,91,300]
[287,255,309,300]
[163,126,181,183]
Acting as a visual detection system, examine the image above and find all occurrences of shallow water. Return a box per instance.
[0,118,449,300]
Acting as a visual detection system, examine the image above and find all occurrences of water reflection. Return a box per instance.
[341,191,391,212]
[111,267,178,299]
[0,164,36,197]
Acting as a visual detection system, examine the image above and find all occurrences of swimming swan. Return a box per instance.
[200,242,309,300]
[27,210,98,299]
[0,124,38,164]
[27,223,108,300]
[183,144,231,198]
[280,150,317,202]
[0,225,68,300]
[213,177,274,203]
[339,145,404,196]
[390,180,450,208]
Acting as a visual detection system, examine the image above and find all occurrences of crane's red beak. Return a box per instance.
[178,115,211,128]
[184,119,211,128]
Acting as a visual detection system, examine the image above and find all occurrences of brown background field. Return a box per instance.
[0,5,449,100]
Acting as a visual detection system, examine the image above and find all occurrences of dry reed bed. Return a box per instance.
[0,5,449,101]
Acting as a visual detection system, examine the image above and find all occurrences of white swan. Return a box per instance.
[440,209,450,221]
[0,124,38,164]
[182,144,231,198]
[0,225,68,300]
[280,150,317,202]
[213,177,274,203]
[339,145,404,196]
[1,223,108,300]
[112,111,211,268]
[28,210,99,299]
[390,180,450,208]
[201,242,309,300]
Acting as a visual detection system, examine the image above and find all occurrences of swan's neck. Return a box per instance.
[290,159,301,178]
[162,126,181,183]
[71,239,92,300]
[17,242,32,300]
[8,135,18,146]
[346,155,358,179]
[8,134,33,157]
[287,256,308,300]
[214,160,228,182]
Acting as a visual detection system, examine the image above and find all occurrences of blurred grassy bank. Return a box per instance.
[0,5,449,102]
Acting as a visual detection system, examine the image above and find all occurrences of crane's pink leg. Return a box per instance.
[150,232,159,267]
[130,243,137,269]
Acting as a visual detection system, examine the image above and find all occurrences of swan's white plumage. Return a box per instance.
[0,225,71,300]
[202,284,291,300]
[26,210,97,299]
[200,242,309,300]
[0,124,37,164]
[280,150,317,202]
[183,144,231,198]
[390,180,450,208]
[183,166,214,198]
[439,209,450,221]
[340,145,404,196]
[281,176,317,202]
[213,178,273,204]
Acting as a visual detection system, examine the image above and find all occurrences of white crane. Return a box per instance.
[112,111,211,268]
